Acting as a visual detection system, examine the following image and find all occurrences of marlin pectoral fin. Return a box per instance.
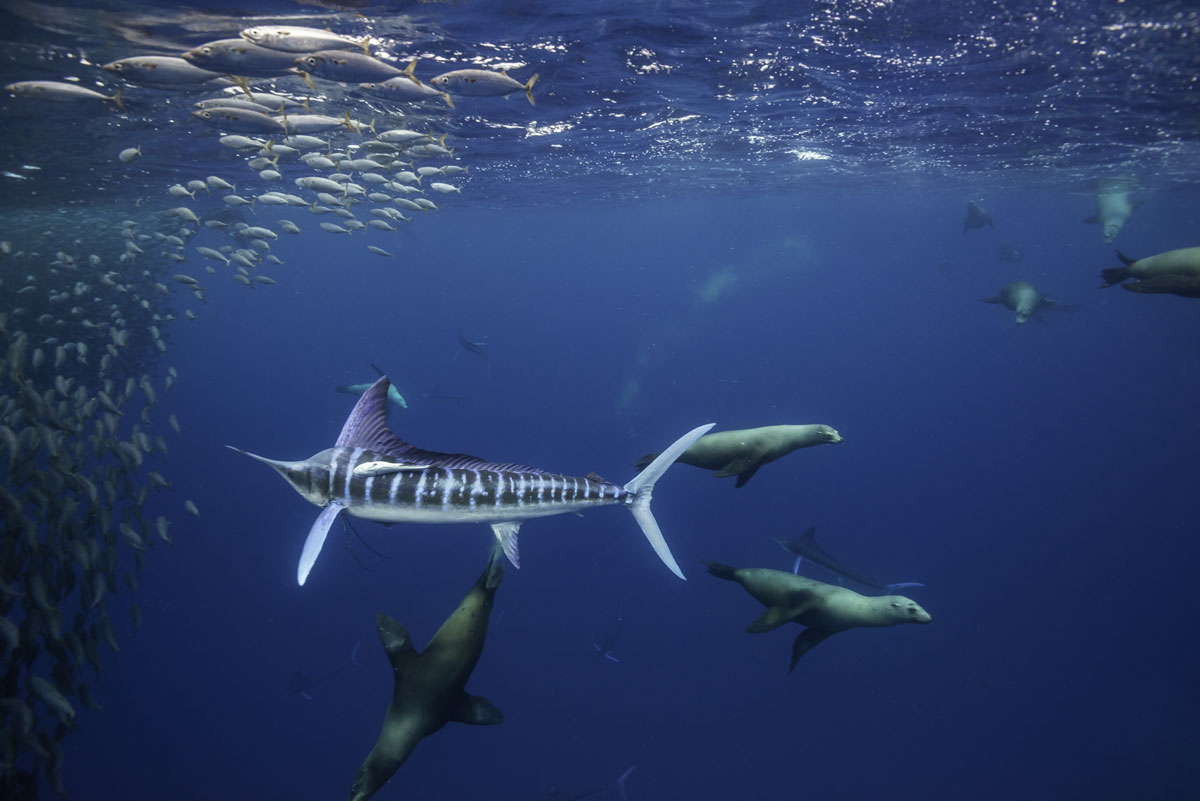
[789,628,835,674]
[490,521,522,568]
[605,653,620,663]
[450,692,503,725]
[298,502,345,586]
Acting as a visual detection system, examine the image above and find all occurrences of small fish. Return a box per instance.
[103,56,221,87]
[320,222,350,234]
[367,245,395,257]
[429,182,461,194]
[184,499,199,517]
[241,25,371,55]
[192,107,285,134]
[296,51,411,84]
[430,69,539,104]
[359,74,453,107]
[182,39,300,78]
[118,145,142,163]
[6,80,124,110]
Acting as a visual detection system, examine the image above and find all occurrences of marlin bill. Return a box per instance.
[230,376,713,585]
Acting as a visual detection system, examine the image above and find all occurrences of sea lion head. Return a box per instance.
[1103,224,1120,244]
[815,425,843,444]
[883,596,932,625]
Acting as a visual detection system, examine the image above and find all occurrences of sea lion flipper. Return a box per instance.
[745,606,793,633]
[733,466,760,488]
[712,457,756,480]
[375,612,418,668]
[788,629,835,674]
[450,692,504,726]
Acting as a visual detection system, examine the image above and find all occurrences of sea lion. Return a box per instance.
[1119,274,1200,299]
[348,554,505,801]
[633,424,843,488]
[1099,247,1200,288]
[963,200,993,232]
[1083,189,1140,245]
[979,280,1060,325]
[704,561,931,673]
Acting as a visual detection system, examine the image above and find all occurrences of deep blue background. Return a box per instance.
[62,188,1200,800]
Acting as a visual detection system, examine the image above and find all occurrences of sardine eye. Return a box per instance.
[202,46,212,55]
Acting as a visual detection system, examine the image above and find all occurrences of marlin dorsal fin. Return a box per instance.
[335,376,412,457]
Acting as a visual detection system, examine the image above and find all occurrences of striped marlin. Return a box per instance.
[230,376,714,585]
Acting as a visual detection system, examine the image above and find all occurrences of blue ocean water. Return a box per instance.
[1,1,1198,800]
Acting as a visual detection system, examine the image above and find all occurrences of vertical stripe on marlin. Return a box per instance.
[414,470,427,508]
[363,475,375,505]
[516,473,527,508]
[388,471,402,504]
[469,470,482,509]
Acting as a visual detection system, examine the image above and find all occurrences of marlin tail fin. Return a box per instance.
[623,423,713,580]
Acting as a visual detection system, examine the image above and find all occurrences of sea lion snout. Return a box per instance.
[820,427,843,444]
[904,602,932,623]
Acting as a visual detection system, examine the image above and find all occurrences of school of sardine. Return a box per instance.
[0,13,535,796]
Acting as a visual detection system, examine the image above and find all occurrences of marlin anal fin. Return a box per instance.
[450,692,503,725]
[352,460,430,477]
[491,522,522,568]
[298,502,345,586]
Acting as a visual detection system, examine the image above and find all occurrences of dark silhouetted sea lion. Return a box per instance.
[963,200,993,232]
[704,562,931,673]
[348,554,505,801]
[979,280,1061,325]
[633,424,842,488]
[1119,274,1200,299]
[1100,247,1200,288]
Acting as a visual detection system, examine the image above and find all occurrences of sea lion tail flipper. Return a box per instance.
[450,692,504,725]
[746,606,793,633]
[1116,250,1137,266]
[788,629,835,674]
[702,561,738,580]
[624,423,716,580]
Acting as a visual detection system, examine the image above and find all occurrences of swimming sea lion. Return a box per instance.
[348,554,505,801]
[704,561,931,673]
[1119,274,1200,299]
[963,200,993,232]
[633,424,843,488]
[1099,247,1200,288]
[1083,189,1140,245]
[979,280,1059,324]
